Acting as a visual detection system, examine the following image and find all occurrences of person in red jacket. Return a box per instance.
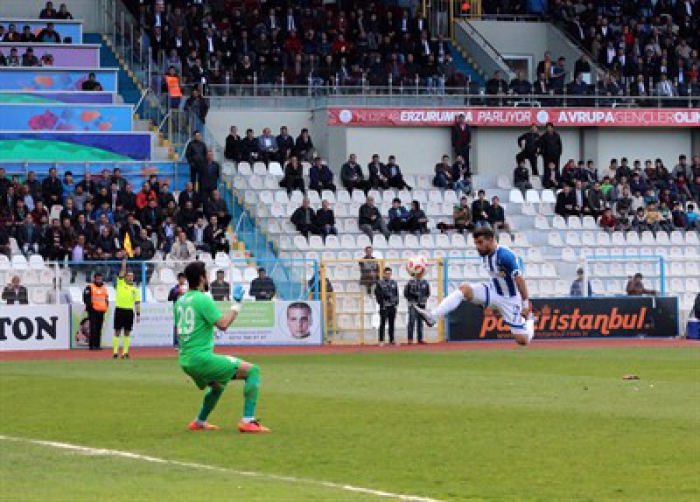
[135,182,157,212]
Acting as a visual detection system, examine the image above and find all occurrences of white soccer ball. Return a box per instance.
[406,255,429,279]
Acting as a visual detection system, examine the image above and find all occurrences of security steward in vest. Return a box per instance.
[375,267,399,346]
[84,271,108,350]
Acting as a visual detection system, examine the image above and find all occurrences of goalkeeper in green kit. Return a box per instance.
[175,261,270,433]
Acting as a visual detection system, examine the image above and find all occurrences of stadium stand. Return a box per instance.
[1,0,698,343]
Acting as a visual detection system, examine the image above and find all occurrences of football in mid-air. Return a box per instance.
[406,255,429,279]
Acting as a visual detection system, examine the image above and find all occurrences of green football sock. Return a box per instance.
[123,336,130,355]
[112,336,120,355]
[197,386,223,422]
[243,365,260,419]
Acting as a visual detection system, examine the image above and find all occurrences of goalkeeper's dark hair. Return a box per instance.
[184,261,207,290]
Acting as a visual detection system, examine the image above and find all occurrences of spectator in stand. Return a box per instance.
[513,160,533,193]
[204,215,229,257]
[178,181,199,210]
[56,3,73,20]
[199,150,221,194]
[0,225,9,259]
[309,157,336,193]
[450,155,472,195]
[517,124,541,175]
[368,154,389,190]
[135,182,157,213]
[451,114,471,170]
[388,198,410,233]
[276,126,295,163]
[587,182,607,219]
[280,155,305,195]
[21,48,39,67]
[37,22,61,43]
[671,202,690,230]
[433,155,454,189]
[375,267,399,346]
[294,128,314,162]
[185,131,207,188]
[570,268,594,297]
[224,126,241,162]
[240,128,259,163]
[555,184,576,218]
[41,167,62,209]
[538,123,562,188]
[488,196,510,234]
[599,208,618,233]
[626,273,658,296]
[315,199,337,240]
[359,246,380,295]
[438,196,473,234]
[340,154,368,194]
[686,203,699,230]
[3,275,28,305]
[81,72,103,91]
[572,180,592,217]
[168,230,196,261]
[184,87,208,124]
[257,127,278,164]
[249,267,276,301]
[39,1,57,19]
[3,24,21,43]
[190,217,209,255]
[407,201,429,234]
[384,155,411,190]
[359,196,390,240]
[471,190,491,228]
[291,197,319,238]
[210,270,231,301]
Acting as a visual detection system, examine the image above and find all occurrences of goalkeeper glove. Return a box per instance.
[230,285,245,312]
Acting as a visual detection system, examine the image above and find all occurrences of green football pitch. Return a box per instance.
[1,347,698,501]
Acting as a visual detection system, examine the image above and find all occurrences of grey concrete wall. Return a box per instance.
[466,20,602,81]
[206,108,695,176]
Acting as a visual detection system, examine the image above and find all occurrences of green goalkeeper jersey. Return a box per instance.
[174,290,223,366]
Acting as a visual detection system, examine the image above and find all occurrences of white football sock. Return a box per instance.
[431,289,466,319]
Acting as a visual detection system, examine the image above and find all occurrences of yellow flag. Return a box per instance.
[124,232,134,258]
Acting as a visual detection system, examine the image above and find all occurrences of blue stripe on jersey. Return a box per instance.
[483,246,521,298]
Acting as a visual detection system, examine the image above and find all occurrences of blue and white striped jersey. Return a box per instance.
[481,245,522,298]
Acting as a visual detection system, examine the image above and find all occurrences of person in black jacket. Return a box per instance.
[513,160,533,193]
[185,131,207,188]
[451,114,472,171]
[471,190,491,228]
[276,126,295,163]
[309,157,336,193]
[375,267,399,346]
[538,122,563,187]
[249,267,276,301]
[224,126,241,162]
[294,128,314,162]
[199,149,220,193]
[555,184,577,218]
[2,275,28,304]
[516,124,541,175]
[290,197,320,238]
[240,128,260,163]
[279,156,305,195]
[404,275,430,344]
[315,199,337,239]
[359,196,390,240]
[367,154,388,189]
[41,167,63,209]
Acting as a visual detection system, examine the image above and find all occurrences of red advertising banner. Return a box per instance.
[327,107,700,128]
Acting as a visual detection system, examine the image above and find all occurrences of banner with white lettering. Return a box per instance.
[0,305,71,351]
[327,108,700,128]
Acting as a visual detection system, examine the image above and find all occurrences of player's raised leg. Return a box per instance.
[235,361,270,433]
[414,283,476,327]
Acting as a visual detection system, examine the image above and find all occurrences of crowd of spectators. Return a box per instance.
[0,164,234,283]
[127,0,471,92]
[550,153,700,234]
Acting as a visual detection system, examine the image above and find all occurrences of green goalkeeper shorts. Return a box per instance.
[181,354,242,390]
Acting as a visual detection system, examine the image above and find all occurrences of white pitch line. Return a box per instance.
[0,435,443,502]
